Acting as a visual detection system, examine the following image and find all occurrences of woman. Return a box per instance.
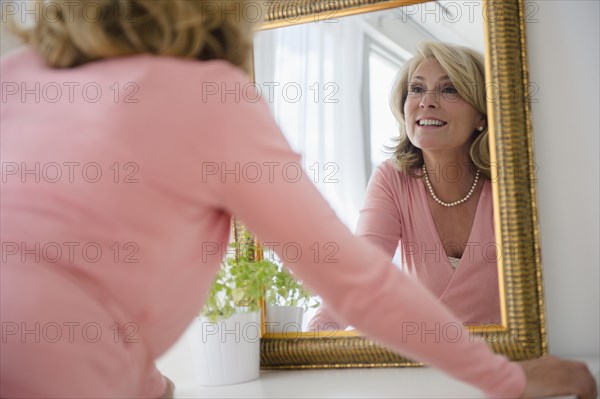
[309,41,500,330]
[0,1,595,398]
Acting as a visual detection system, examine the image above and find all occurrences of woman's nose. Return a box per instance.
[419,91,439,108]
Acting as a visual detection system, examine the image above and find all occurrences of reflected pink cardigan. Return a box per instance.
[310,160,501,329]
[0,49,524,398]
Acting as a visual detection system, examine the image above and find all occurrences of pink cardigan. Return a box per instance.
[309,160,501,330]
[0,49,524,398]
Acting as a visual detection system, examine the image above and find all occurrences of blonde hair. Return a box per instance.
[389,41,490,178]
[7,0,256,70]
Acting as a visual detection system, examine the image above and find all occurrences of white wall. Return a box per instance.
[526,0,600,356]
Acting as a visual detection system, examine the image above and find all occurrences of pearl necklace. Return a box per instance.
[423,164,480,207]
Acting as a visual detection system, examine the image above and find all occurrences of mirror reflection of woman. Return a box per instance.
[0,2,595,398]
[309,41,501,329]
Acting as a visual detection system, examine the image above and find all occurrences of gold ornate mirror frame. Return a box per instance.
[251,0,546,368]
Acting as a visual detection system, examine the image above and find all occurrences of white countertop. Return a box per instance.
[157,325,599,398]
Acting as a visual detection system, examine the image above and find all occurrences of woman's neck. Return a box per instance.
[422,151,480,203]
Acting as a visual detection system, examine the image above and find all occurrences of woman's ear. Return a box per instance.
[477,115,487,131]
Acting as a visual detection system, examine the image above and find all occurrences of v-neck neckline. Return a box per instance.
[420,178,488,274]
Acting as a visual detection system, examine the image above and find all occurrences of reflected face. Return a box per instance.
[403,58,484,155]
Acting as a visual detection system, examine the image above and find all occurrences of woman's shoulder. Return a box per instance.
[94,55,258,113]
[95,54,248,86]
[365,159,422,210]
[1,48,248,87]
[0,47,45,73]
[138,55,245,79]
[374,159,420,185]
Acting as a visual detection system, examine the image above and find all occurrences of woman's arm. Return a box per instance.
[354,163,403,253]
[307,164,403,331]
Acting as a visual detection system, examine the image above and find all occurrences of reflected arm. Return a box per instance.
[355,162,403,255]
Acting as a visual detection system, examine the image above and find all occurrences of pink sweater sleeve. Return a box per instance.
[208,70,526,398]
[355,164,404,253]
[308,165,402,331]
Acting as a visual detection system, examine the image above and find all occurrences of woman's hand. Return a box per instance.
[519,355,597,398]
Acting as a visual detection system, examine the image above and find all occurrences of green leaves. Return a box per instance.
[201,236,320,322]
[266,265,320,311]
[202,266,237,322]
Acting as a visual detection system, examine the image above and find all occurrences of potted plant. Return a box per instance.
[262,249,320,334]
[195,235,266,386]
[223,226,319,334]
[194,226,321,385]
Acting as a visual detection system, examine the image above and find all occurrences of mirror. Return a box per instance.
[253,1,492,332]
[250,0,546,368]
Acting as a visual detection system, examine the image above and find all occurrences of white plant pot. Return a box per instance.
[265,305,304,333]
[194,312,261,386]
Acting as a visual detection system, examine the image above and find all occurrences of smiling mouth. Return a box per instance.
[417,119,447,127]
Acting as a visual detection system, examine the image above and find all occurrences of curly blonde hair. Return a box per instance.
[389,41,490,178]
[7,0,256,70]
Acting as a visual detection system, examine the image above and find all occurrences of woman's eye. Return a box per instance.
[442,86,458,94]
[408,85,424,93]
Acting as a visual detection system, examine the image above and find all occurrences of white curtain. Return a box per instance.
[254,18,367,230]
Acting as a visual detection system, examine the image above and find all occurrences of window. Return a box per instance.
[362,38,405,178]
